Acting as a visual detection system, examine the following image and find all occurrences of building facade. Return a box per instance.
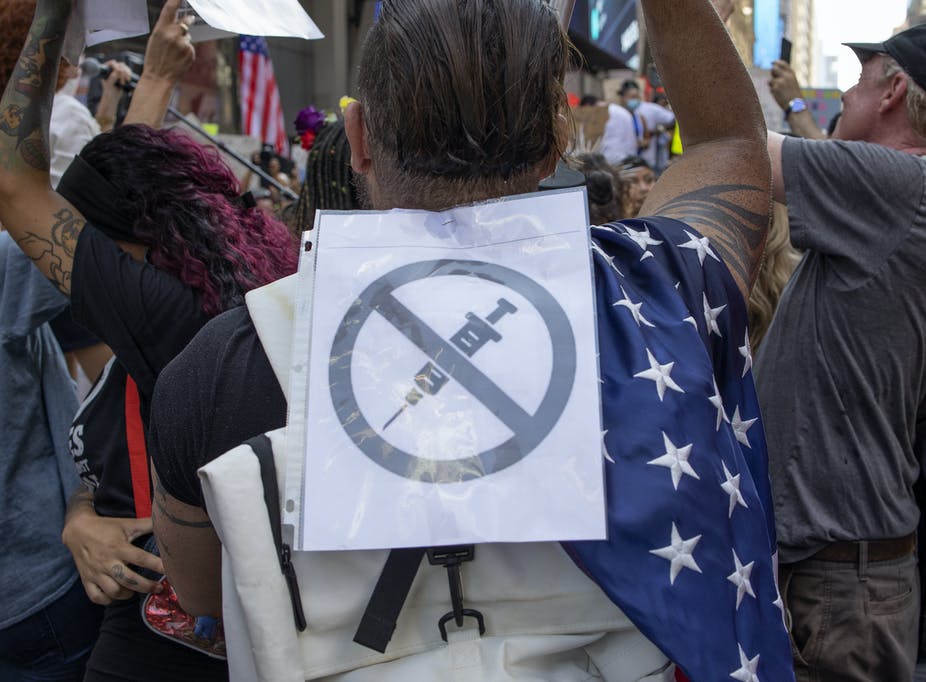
[905,0,926,27]
[785,0,815,87]
[728,0,757,68]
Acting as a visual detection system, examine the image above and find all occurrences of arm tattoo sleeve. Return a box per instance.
[0,9,69,172]
[651,184,770,289]
[16,207,84,295]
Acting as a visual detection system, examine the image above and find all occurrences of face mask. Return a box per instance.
[626,98,641,111]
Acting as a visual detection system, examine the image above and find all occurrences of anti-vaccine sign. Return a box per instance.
[287,189,606,551]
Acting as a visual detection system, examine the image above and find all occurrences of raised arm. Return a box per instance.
[0,0,86,296]
[0,0,195,297]
[769,60,825,141]
[638,0,770,298]
[123,0,195,129]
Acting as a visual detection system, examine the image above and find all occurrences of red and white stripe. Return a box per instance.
[239,35,289,155]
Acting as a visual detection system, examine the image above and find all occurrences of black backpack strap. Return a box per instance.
[353,547,426,653]
[247,434,307,632]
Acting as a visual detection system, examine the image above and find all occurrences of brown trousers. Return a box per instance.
[780,552,919,682]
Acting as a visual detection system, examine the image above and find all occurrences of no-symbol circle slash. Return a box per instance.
[329,259,576,483]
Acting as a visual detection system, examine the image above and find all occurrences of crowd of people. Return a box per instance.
[0,0,924,680]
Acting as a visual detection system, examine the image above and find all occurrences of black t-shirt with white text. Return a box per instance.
[68,224,226,680]
[68,225,209,517]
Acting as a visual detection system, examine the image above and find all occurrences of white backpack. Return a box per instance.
[197,275,673,682]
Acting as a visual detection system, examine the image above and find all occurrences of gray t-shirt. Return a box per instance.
[755,137,926,563]
[0,233,81,627]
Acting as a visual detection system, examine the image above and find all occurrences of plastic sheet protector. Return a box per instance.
[286,188,606,551]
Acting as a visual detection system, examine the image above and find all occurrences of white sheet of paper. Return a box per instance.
[63,0,150,64]
[187,0,324,39]
[292,189,606,551]
[62,0,320,65]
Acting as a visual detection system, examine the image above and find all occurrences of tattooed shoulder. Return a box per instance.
[650,183,770,290]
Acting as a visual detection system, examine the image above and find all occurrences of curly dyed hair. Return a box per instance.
[79,124,298,316]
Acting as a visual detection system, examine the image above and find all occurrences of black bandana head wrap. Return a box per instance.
[57,155,141,243]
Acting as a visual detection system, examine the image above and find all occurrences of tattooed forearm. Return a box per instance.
[652,184,770,288]
[14,37,56,96]
[20,137,49,170]
[49,206,82,254]
[16,207,84,295]
[0,105,25,136]
[0,6,70,171]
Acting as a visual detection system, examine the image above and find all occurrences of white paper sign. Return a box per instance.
[187,0,324,39]
[62,0,322,65]
[291,189,606,551]
[63,0,150,64]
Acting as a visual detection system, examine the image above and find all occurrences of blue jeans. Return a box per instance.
[0,578,103,681]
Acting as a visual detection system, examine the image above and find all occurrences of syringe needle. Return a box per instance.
[382,404,408,430]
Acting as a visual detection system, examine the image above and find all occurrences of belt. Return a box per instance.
[809,533,916,563]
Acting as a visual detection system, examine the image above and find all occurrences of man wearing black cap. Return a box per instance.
[754,22,926,682]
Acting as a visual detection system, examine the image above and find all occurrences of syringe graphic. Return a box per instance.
[382,298,518,430]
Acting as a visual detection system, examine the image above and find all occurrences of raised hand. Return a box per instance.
[123,0,196,128]
[139,0,196,86]
[769,59,804,110]
[95,60,134,131]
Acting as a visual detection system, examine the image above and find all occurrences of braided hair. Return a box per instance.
[288,120,359,235]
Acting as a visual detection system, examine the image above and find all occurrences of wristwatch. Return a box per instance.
[784,98,807,117]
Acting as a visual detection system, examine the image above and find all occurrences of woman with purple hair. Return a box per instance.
[0,1,297,679]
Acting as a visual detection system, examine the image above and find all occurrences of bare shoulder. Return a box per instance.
[640,139,771,298]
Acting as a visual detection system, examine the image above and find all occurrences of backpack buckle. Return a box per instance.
[427,546,485,641]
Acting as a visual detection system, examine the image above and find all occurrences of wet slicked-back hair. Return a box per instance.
[357,0,570,208]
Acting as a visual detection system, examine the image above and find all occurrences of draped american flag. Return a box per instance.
[239,35,289,155]
[562,218,795,681]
